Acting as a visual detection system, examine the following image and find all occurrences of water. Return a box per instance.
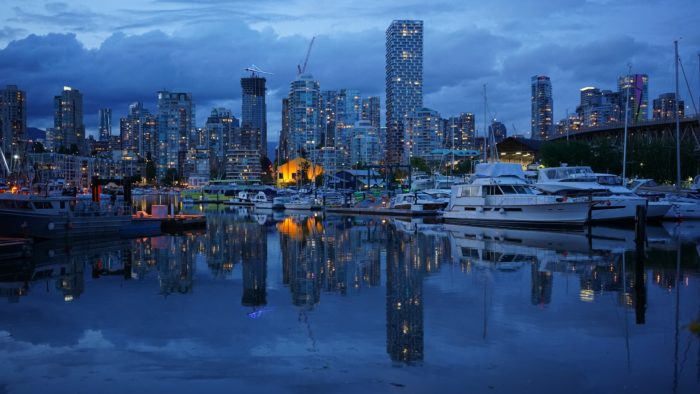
[1,208,699,394]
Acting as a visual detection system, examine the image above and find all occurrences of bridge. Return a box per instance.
[550,115,700,148]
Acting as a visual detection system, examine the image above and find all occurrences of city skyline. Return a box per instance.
[0,0,699,142]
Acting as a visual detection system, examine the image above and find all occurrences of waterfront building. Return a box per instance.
[404,107,442,162]
[119,102,157,157]
[320,90,338,147]
[241,76,267,158]
[361,96,381,130]
[225,149,261,183]
[334,89,362,168]
[27,152,118,190]
[275,157,323,188]
[53,86,85,154]
[617,74,649,123]
[157,91,195,180]
[98,108,112,141]
[350,120,382,167]
[386,20,423,165]
[444,113,475,150]
[555,115,582,137]
[576,87,621,127]
[531,75,554,140]
[652,93,684,120]
[0,85,27,155]
[287,74,322,164]
[205,108,239,178]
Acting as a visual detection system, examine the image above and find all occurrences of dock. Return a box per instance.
[325,207,440,217]
[161,214,207,233]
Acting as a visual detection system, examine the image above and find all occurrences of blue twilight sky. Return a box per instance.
[1,0,699,142]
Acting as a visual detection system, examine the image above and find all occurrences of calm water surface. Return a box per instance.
[1,205,699,394]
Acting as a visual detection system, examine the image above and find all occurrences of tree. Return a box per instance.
[161,168,178,186]
[410,157,430,173]
[145,153,156,183]
[32,141,47,153]
[260,156,273,184]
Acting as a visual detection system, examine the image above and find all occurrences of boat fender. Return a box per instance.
[499,208,505,214]
[48,222,55,230]
[477,207,483,213]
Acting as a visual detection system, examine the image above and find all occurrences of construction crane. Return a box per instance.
[297,36,315,76]
[244,64,273,77]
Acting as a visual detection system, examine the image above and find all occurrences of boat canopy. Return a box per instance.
[474,163,525,179]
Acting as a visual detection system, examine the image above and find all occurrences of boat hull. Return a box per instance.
[443,202,590,228]
[0,210,131,239]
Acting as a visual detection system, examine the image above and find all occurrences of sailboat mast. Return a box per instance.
[483,84,487,162]
[622,66,631,183]
[675,40,681,191]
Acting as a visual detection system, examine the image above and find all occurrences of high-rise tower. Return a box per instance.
[241,76,267,157]
[0,85,26,154]
[386,20,423,165]
[157,91,195,180]
[98,108,112,141]
[531,75,554,140]
[618,74,649,123]
[53,86,85,153]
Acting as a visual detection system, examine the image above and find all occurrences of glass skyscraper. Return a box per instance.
[0,85,26,154]
[618,74,648,123]
[287,74,322,161]
[98,108,112,141]
[531,75,554,140]
[157,91,195,179]
[386,20,423,165]
[53,86,85,153]
[241,76,267,158]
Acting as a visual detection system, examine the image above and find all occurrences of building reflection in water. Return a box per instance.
[278,216,386,310]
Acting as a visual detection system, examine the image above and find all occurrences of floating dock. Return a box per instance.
[325,207,440,217]
[161,214,207,233]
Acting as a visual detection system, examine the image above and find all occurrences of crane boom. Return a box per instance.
[244,64,273,76]
[297,36,315,75]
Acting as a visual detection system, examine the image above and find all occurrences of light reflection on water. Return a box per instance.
[0,206,699,393]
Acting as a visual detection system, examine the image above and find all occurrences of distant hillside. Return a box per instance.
[27,127,46,140]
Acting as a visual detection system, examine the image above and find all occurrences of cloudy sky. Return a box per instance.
[1,0,699,142]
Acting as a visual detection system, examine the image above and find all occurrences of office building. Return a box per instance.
[0,85,26,154]
[653,93,684,120]
[361,96,381,130]
[157,91,195,180]
[53,86,85,153]
[531,75,554,140]
[404,107,442,162]
[287,74,322,163]
[445,113,475,150]
[350,120,381,166]
[205,108,239,177]
[241,76,267,157]
[386,20,423,165]
[618,74,648,123]
[98,108,112,141]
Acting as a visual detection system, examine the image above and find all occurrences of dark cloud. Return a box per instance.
[1,0,699,139]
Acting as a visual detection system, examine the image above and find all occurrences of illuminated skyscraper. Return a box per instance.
[287,74,322,161]
[53,86,85,153]
[618,74,648,123]
[386,20,423,165]
[531,75,554,140]
[361,96,381,130]
[0,85,26,154]
[157,91,195,179]
[241,76,267,157]
[98,108,112,141]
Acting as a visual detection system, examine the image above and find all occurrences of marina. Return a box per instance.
[0,209,699,393]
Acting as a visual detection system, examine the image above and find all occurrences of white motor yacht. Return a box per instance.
[443,163,592,227]
[390,192,447,211]
[251,191,274,209]
[536,166,670,221]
